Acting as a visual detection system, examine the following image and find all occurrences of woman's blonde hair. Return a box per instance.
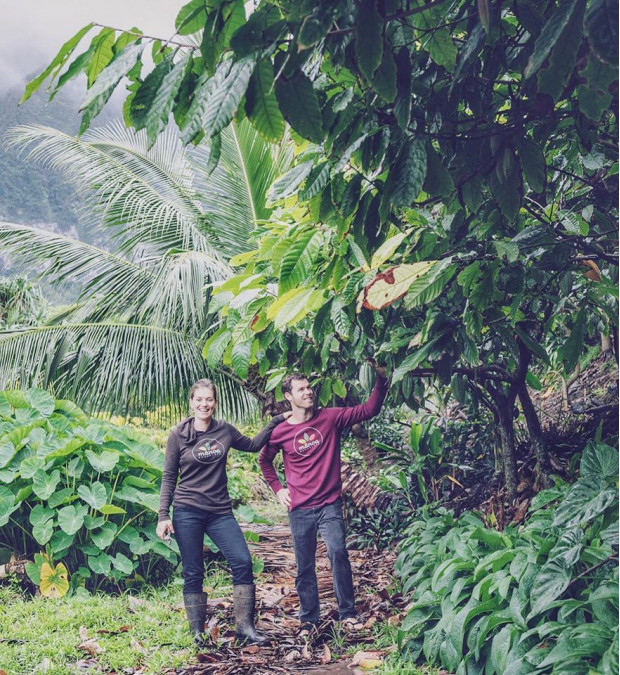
[189,379,217,401]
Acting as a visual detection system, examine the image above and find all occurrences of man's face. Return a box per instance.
[285,378,314,410]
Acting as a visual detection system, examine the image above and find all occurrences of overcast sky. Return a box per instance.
[0,0,180,90]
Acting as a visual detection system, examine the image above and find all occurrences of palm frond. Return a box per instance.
[6,123,222,259]
[193,120,294,256]
[0,322,256,422]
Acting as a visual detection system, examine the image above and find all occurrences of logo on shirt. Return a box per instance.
[293,427,323,456]
[192,438,225,464]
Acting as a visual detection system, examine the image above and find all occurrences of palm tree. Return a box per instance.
[0,119,292,420]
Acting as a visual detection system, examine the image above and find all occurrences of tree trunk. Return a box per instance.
[517,384,551,489]
[497,401,518,503]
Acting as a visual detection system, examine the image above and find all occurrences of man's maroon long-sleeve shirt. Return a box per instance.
[259,377,388,511]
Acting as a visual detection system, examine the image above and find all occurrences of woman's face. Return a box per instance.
[190,387,217,425]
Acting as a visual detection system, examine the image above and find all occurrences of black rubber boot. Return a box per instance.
[233,584,269,645]
[183,592,207,645]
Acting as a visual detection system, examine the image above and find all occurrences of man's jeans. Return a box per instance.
[289,498,355,623]
[173,505,253,593]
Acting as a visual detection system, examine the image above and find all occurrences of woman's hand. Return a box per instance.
[276,488,291,509]
[282,410,293,419]
[156,519,174,541]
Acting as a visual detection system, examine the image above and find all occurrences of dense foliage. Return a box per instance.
[0,388,177,593]
[395,441,618,674]
[17,0,617,499]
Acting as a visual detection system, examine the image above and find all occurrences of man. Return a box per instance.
[258,363,389,635]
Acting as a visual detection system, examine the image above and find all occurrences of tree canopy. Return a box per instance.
[13,0,620,498]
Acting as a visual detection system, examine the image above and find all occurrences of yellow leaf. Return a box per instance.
[40,561,70,598]
[357,261,435,311]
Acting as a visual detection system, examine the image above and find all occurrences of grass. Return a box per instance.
[0,568,234,675]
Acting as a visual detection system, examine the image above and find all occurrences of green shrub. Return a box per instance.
[395,441,619,674]
[0,388,178,592]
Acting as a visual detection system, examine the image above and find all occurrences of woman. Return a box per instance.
[156,379,289,646]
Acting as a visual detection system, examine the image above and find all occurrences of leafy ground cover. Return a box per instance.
[0,520,435,675]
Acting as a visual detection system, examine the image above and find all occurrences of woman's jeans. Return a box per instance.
[172,505,253,593]
[289,498,355,623]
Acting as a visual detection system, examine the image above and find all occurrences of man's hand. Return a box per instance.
[156,519,174,541]
[368,358,387,379]
[276,488,291,509]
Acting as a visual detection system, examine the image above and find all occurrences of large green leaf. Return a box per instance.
[81,42,143,110]
[524,0,579,78]
[560,307,586,374]
[182,56,256,144]
[25,389,55,418]
[388,137,427,208]
[90,521,118,549]
[85,449,120,473]
[78,482,108,510]
[584,0,619,64]
[32,469,62,500]
[275,72,324,144]
[355,0,383,82]
[20,23,95,103]
[57,504,87,535]
[278,230,324,293]
[529,558,572,616]
[580,441,619,480]
[245,59,285,142]
[553,475,617,528]
[0,486,18,528]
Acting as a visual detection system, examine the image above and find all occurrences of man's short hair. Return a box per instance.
[282,372,308,395]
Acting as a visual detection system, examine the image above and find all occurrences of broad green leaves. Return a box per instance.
[395,441,618,674]
[0,388,174,591]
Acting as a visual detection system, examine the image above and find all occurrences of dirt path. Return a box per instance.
[167,524,404,674]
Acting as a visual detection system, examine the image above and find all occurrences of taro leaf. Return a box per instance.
[20,456,46,479]
[111,552,134,575]
[49,529,76,555]
[57,504,87,535]
[40,561,70,598]
[85,449,120,473]
[78,482,108,510]
[549,528,584,566]
[529,558,572,618]
[553,475,617,528]
[90,521,118,549]
[580,441,619,480]
[30,504,55,529]
[99,504,126,515]
[84,514,106,530]
[32,469,61,500]
[25,389,55,418]
[599,522,619,547]
[48,488,74,508]
[88,552,112,575]
[32,519,54,545]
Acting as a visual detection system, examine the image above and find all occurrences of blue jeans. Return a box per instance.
[289,498,355,623]
[172,505,253,593]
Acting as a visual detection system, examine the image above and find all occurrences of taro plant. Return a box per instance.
[0,388,178,592]
[394,441,619,674]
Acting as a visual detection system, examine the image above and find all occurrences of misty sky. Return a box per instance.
[0,0,180,90]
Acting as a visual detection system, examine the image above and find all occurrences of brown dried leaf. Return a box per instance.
[349,650,386,667]
[321,644,332,664]
[77,639,105,656]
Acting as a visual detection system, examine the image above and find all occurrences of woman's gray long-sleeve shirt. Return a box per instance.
[158,414,285,521]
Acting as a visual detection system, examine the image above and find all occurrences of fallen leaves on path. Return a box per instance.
[163,523,404,674]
